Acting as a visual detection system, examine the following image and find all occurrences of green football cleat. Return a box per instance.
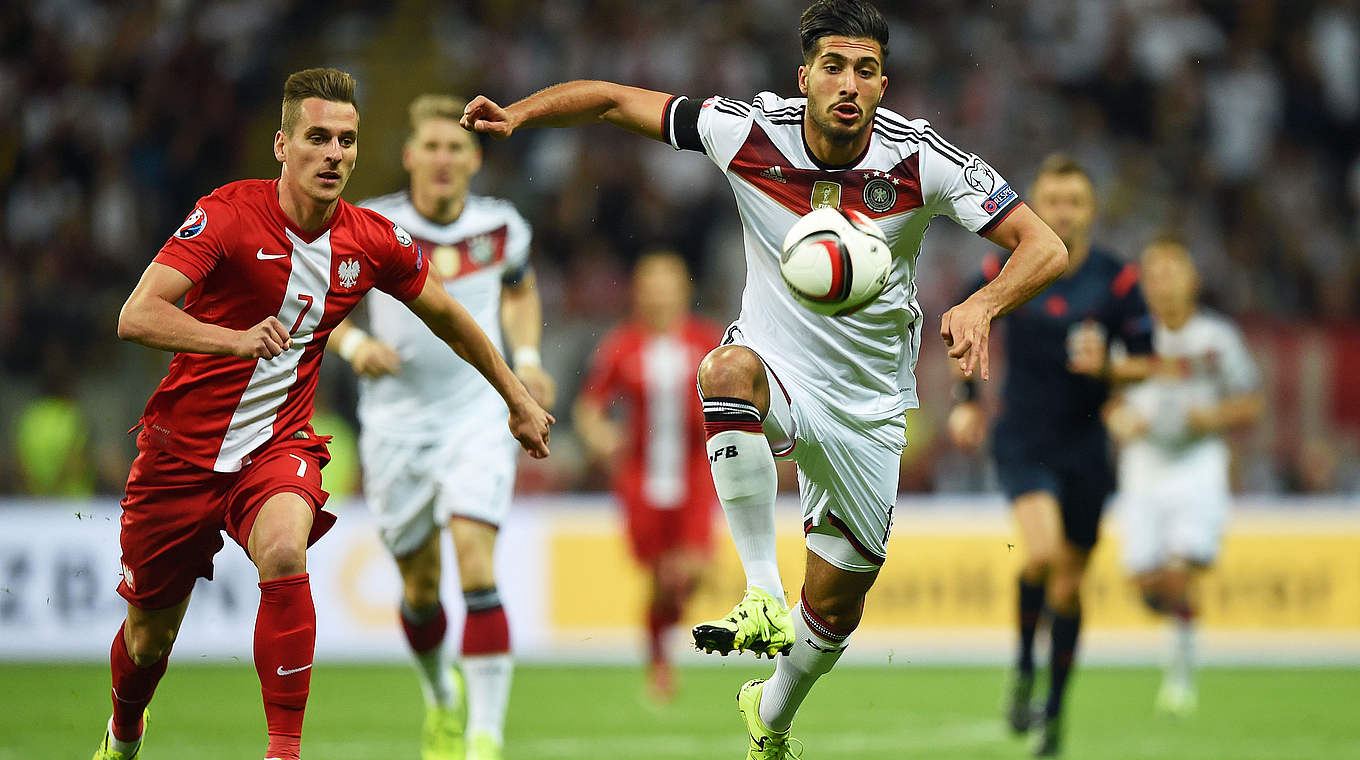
[422,668,467,760]
[467,732,503,760]
[693,587,794,658]
[737,679,802,759]
[1155,679,1198,717]
[92,711,147,760]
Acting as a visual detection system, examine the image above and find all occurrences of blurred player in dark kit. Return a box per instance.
[949,154,1152,755]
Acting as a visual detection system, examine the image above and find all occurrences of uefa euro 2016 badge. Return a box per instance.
[337,258,361,289]
[863,176,897,213]
[393,223,413,247]
[811,181,842,209]
[175,207,207,239]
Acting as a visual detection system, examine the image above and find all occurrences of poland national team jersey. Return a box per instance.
[665,92,1023,419]
[141,179,428,472]
[355,192,531,439]
[1121,310,1259,453]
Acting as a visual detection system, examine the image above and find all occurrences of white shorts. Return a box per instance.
[1118,440,1230,575]
[359,407,518,558]
[738,337,905,572]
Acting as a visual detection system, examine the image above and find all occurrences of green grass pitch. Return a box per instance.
[5,662,1357,759]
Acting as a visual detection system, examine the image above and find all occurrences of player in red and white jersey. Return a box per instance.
[92,70,552,760]
[575,252,724,703]
[328,95,554,760]
[463,2,1066,754]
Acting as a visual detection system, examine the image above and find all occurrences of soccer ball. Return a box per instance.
[779,207,891,316]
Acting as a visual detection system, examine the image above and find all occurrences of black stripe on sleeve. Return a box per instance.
[977,196,1024,237]
[667,95,705,153]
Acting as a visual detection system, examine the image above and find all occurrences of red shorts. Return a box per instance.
[117,433,335,609]
[620,493,715,567]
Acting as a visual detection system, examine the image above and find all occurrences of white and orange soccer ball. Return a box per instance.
[779,207,891,316]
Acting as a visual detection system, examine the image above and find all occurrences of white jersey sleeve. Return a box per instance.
[917,129,1022,236]
[665,94,757,171]
[1213,315,1259,396]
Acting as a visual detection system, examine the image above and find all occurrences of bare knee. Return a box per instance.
[805,590,867,633]
[124,618,179,666]
[401,559,441,610]
[1047,568,1084,614]
[253,539,307,581]
[698,345,768,412]
[451,520,498,591]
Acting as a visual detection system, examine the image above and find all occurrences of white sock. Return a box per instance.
[706,426,783,603]
[758,600,849,732]
[464,653,513,743]
[1171,616,1195,688]
[107,716,141,754]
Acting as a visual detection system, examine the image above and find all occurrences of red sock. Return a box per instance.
[255,573,314,760]
[109,622,168,742]
[462,588,510,656]
[399,601,447,654]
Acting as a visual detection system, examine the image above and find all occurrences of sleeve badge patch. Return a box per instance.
[175,207,207,239]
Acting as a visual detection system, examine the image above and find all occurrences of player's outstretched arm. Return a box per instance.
[328,318,401,377]
[500,272,556,409]
[405,274,554,458]
[118,262,293,358]
[940,205,1067,380]
[461,81,674,143]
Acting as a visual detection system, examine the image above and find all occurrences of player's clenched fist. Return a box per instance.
[238,316,293,359]
[460,96,514,138]
[508,396,555,459]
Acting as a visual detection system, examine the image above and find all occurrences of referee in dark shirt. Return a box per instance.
[949,154,1152,757]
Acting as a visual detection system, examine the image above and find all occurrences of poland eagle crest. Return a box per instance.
[338,258,360,289]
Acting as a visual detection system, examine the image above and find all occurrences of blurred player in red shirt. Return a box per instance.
[93,69,552,760]
[575,252,722,701]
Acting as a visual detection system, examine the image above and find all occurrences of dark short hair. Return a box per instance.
[1034,152,1093,184]
[281,68,357,135]
[799,0,890,62]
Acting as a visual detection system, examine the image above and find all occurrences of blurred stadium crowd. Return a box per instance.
[2,0,1358,496]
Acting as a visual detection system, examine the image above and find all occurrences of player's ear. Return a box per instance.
[273,131,286,164]
[798,65,808,95]
[401,143,414,174]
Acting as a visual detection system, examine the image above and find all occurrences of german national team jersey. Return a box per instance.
[580,317,723,508]
[140,179,428,472]
[355,192,531,439]
[1121,310,1258,451]
[983,247,1153,458]
[664,92,1024,420]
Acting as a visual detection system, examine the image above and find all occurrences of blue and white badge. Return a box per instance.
[982,183,1015,214]
[175,207,207,239]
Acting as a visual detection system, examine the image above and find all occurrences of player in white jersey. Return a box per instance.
[1105,238,1262,716]
[463,2,1067,756]
[329,95,554,760]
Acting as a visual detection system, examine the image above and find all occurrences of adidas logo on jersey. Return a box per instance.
[759,166,788,184]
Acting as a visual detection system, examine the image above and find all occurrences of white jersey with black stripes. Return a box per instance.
[665,92,1023,419]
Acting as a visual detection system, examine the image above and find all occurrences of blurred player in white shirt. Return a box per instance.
[1106,237,1262,716]
[329,95,555,760]
[463,2,1068,755]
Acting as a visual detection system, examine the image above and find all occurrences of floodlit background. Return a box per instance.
[2,1,1358,758]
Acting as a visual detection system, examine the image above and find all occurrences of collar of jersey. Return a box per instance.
[268,178,345,243]
[800,115,874,171]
